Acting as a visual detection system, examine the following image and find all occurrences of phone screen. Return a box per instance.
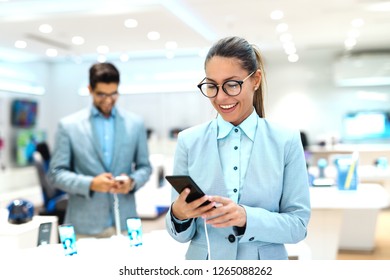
[58,224,78,256]
[37,222,52,246]
[126,217,142,247]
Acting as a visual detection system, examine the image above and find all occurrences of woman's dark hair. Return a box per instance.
[205,36,266,118]
[89,62,120,90]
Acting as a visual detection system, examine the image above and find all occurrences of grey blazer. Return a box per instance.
[49,107,152,235]
[166,116,311,260]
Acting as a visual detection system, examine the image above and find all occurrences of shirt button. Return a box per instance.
[233,166,238,171]
[228,234,236,243]
[234,146,238,150]
[249,237,255,241]
[234,128,238,133]
[233,188,238,193]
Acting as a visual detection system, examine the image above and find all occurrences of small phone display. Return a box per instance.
[58,224,78,256]
[165,175,210,206]
[114,175,128,182]
[37,222,52,246]
[126,217,142,247]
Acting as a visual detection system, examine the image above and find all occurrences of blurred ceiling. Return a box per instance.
[0,0,390,63]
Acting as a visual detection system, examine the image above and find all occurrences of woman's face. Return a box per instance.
[205,56,260,126]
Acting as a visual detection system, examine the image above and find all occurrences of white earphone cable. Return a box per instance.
[113,193,121,236]
[204,218,211,260]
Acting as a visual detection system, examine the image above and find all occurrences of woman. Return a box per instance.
[165,36,311,260]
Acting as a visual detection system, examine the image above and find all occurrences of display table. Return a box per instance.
[10,229,311,260]
[308,184,390,259]
[0,212,58,251]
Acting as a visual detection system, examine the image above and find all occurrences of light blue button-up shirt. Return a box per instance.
[91,106,116,169]
[217,108,258,202]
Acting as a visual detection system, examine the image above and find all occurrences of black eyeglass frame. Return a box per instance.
[197,71,255,98]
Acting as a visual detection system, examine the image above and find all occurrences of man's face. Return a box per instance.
[89,82,119,117]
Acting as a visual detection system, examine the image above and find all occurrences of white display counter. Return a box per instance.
[8,229,311,260]
[0,212,58,250]
[308,183,389,259]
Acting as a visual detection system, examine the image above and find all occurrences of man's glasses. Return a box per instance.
[94,92,119,99]
[197,71,255,98]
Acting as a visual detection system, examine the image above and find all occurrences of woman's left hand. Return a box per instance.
[201,196,247,228]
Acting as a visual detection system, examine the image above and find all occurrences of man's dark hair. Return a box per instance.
[89,62,120,90]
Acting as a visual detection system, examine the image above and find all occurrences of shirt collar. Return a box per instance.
[239,109,257,141]
[217,108,258,141]
[91,105,117,118]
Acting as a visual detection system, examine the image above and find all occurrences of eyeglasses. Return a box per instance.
[197,71,255,98]
[94,91,119,99]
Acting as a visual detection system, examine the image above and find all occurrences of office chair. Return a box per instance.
[32,151,68,224]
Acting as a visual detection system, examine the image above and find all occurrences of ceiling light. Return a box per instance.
[344,38,357,49]
[46,48,58,57]
[72,36,85,45]
[14,40,27,49]
[270,10,284,20]
[120,53,129,62]
[39,24,53,34]
[97,45,109,54]
[351,18,364,28]
[147,31,160,41]
[276,23,289,33]
[288,54,299,63]
[124,19,138,28]
[165,41,178,50]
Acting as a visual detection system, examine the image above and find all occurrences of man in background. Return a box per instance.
[49,62,152,238]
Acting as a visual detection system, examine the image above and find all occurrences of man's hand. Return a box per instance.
[90,173,115,192]
[110,174,135,194]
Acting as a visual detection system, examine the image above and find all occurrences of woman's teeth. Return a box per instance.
[220,103,236,109]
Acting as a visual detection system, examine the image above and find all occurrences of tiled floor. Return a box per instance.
[142,208,390,260]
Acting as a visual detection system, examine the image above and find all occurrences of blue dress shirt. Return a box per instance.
[217,109,257,202]
[91,106,116,169]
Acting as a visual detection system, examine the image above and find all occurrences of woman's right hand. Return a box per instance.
[171,188,216,220]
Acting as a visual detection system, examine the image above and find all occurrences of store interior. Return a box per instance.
[1,0,390,260]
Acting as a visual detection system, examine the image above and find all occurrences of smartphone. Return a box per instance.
[37,222,52,246]
[114,175,128,182]
[58,224,78,256]
[165,175,210,207]
[126,217,142,247]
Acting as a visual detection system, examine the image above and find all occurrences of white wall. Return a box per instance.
[1,49,390,168]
